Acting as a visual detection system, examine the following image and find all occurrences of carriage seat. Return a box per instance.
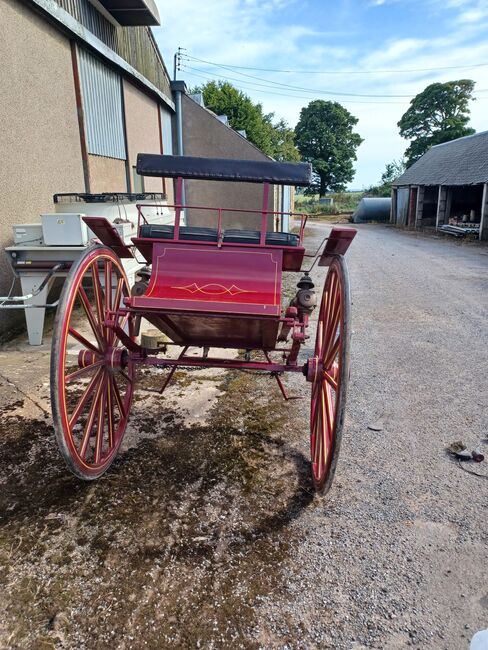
[223,230,298,247]
[138,224,299,247]
[139,224,218,242]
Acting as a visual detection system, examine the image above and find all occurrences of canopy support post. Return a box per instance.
[175,176,183,239]
[261,182,270,245]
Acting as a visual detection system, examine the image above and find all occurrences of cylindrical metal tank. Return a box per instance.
[352,197,391,223]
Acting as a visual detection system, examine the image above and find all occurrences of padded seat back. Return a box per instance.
[223,230,299,247]
[139,224,218,242]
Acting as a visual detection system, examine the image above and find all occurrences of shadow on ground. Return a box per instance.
[0,369,314,649]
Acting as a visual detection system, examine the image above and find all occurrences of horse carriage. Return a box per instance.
[50,154,356,494]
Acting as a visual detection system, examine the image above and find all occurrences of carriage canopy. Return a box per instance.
[136,154,312,186]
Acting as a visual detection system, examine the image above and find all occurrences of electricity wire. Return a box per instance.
[182,53,488,76]
[181,54,488,99]
[181,59,414,98]
[181,67,411,105]
[179,61,488,104]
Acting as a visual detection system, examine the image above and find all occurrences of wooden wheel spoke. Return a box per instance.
[105,260,113,313]
[323,370,338,391]
[111,375,126,419]
[68,367,103,429]
[79,380,104,459]
[110,277,125,345]
[113,277,124,314]
[107,376,115,448]
[312,403,322,467]
[316,320,324,361]
[323,336,340,371]
[323,383,334,448]
[91,262,105,326]
[117,368,132,384]
[323,274,337,330]
[78,285,106,349]
[320,387,328,469]
[320,291,335,354]
[94,377,108,463]
[313,433,321,470]
[117,313,130,342]
[65,359,104,384]
[68,327,101,355]
[323,291,341,355]
[310,384,320,430]
[319,291,330,351]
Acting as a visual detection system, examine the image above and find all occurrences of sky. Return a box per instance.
[152,0,488,188]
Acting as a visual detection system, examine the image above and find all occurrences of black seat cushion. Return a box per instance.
[223,229,299,247]
[139,224,218,242]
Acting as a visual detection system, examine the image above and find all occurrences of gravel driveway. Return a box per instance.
[0,223,487,649]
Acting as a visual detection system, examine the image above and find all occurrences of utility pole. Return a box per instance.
[173,47,185,81]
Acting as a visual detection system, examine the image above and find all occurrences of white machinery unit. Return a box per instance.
[13,224,44,246]
[3,192,175,346]
[41,213,89,246]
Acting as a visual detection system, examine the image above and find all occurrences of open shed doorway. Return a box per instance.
[422,186,438,226]
[449,185,484,225]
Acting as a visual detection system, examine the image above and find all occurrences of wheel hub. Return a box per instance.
[305,356,323,383]
[77,349,99,368]
[106,347,129,371]
[77,347,129,370]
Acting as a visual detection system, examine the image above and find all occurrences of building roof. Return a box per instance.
[97,0,160,26]
[393,130,488,187]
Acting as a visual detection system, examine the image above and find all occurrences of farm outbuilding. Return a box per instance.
[391,131,488,241]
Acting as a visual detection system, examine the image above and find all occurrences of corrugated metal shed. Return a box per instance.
[393,131,488,187]
[78,48,126,160]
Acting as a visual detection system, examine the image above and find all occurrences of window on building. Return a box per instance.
[77,47,126,160]
[160,106,173,155]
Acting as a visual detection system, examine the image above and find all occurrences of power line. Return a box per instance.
[182,56,487,100]
[182,67,488,105]
[182,67,411,105]
[183,53,488,76]
[181,57,414,97]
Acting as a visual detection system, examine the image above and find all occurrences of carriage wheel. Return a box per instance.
[310,255,351,494]
[51,245,135,480]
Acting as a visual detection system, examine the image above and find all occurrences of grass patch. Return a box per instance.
[295,191,363,216]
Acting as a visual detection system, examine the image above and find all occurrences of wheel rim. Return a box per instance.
[52,248,135,479]
[310,257,349,492]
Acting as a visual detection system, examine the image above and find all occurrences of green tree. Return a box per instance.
[294,100,363,197]
[191,81,300,161]
[269,118,301,162]
[398,80,476,166]
[367,159,406,197]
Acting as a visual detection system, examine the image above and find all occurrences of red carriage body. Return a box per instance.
[50,154,357,494]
